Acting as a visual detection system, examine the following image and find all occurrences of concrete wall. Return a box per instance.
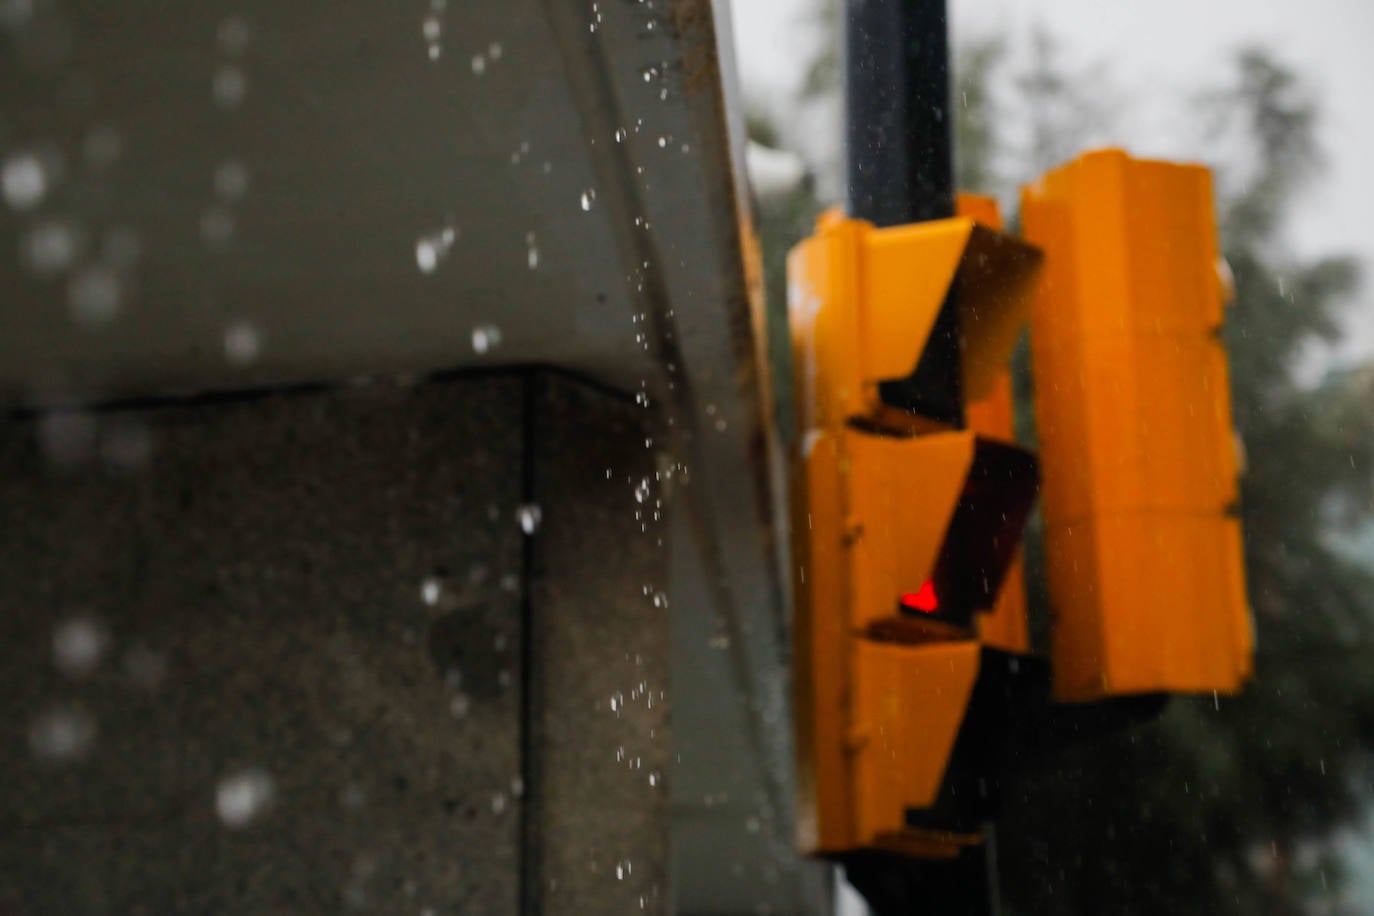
[0,371,668,914]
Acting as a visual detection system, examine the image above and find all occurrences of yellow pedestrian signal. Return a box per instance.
[1021,149,1253,702]
[788,205,1041,855]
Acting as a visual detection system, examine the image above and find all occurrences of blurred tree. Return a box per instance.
[991,48,1374,916]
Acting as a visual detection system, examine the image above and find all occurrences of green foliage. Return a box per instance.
[990,47,1374,916]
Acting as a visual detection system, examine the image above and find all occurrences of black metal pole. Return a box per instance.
[845,0,954,226]
[841,2,993,912]
[846,0,963,427]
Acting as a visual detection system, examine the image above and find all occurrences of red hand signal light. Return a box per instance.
[900,581,940,615]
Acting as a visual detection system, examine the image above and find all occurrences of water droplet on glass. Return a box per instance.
[52,616,108,678]
[214,160,250,200]
[614,128,627,143]
[422,15,441,42]
[449,693,470,718]
[29,704,96,764]
[67,264,122,328]
[223,322,261,366]
[652,591,668,609]
[421,576,443,606]
[212,66,247,108]
[657,136,667,148]
[516,503,541,535]
[580,189,596,211]
[526,232,539,269]
[471,323,502,355]
[510,775,525,797]
[470,54,486,75]
[216,767,275,828]
[3,151,49,210]
[21,218,81,275]
[491,791,507,815]
[415,225,456,274]
[488,41,503,60]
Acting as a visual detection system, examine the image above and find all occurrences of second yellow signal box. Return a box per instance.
[1021,149,1252,702]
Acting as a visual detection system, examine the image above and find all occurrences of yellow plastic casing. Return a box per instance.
[1021,149,1252,702]
[789,208,1040,855]
[788,210,1041,435]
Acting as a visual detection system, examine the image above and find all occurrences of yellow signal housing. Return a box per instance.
[789,210,1041,434]
[1021,149,1252,702]
[788,209,1041,855]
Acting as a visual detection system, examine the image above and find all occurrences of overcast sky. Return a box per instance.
[728,0,1374,366]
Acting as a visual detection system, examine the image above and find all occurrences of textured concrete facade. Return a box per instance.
[0,371,668,914]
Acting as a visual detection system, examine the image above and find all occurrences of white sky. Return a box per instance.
[728,0,1374,364]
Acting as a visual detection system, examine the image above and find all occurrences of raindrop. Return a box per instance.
[21,218,81,275]
[415,225,456,274]
[471,323,502,355]
[212,66,247,108]
[526,232,539,269]
[614,128,627,143]
[657,136,667,148]
[491,791,507,815]
[516,503,541,535]
[2,151,48,210]
[422,15,441,42]
[53,616,108,678]
[648,770,659,787]
[652,591,668,609]
[67,264,122,328]
[580,188,596,211]
[421,576,443,606]
[488,41,503,60]
[223,322,262,366]
[640,65,658,83]
[471,53,486,75]
[214,160,250,200]
[449,693,470,718]
[510,775,525,797]
[216,767,275,828]
[29,704,96,764]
